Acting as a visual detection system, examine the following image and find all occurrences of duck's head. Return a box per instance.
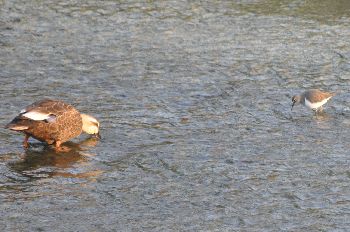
[81,114,101,138]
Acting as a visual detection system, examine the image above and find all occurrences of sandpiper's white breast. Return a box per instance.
[304,97,331,110]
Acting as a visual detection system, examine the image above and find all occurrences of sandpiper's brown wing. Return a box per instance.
[304,89,334,103]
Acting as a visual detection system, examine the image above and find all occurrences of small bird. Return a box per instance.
[291,89,335,114]
[5,99,100,151]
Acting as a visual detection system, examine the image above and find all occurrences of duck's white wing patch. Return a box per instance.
[305,97,331,110]
[22,111,56,122]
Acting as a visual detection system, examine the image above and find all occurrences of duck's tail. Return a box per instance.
[5,118,29,131]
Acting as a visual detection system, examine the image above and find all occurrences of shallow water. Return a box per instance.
[1,0,350,231]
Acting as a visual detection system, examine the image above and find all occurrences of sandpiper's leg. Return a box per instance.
[23,134,30,148]
[318,106,324,113]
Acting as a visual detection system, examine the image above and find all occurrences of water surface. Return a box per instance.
[1,0,350,231]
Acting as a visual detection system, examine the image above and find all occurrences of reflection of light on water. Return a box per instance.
[80,152,96,159]
[52,170,103,180]
[78,137,100,147]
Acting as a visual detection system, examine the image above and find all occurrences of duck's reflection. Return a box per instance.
[7,137,102,180]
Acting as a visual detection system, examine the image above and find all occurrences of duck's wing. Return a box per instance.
[6,99,76,132]
[19,99,66,122]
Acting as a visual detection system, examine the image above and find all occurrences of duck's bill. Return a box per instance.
[94,132,101,139]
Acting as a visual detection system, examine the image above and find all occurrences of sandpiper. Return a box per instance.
[291,89,335,114]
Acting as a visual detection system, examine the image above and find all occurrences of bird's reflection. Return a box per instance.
[314,112,332,121]
[7,137,102,180]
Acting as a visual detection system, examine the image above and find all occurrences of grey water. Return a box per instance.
[1,0,350,231]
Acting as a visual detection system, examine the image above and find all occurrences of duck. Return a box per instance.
[5,99,100,151]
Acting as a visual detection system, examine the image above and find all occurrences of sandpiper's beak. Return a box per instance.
[291,102,295,111]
